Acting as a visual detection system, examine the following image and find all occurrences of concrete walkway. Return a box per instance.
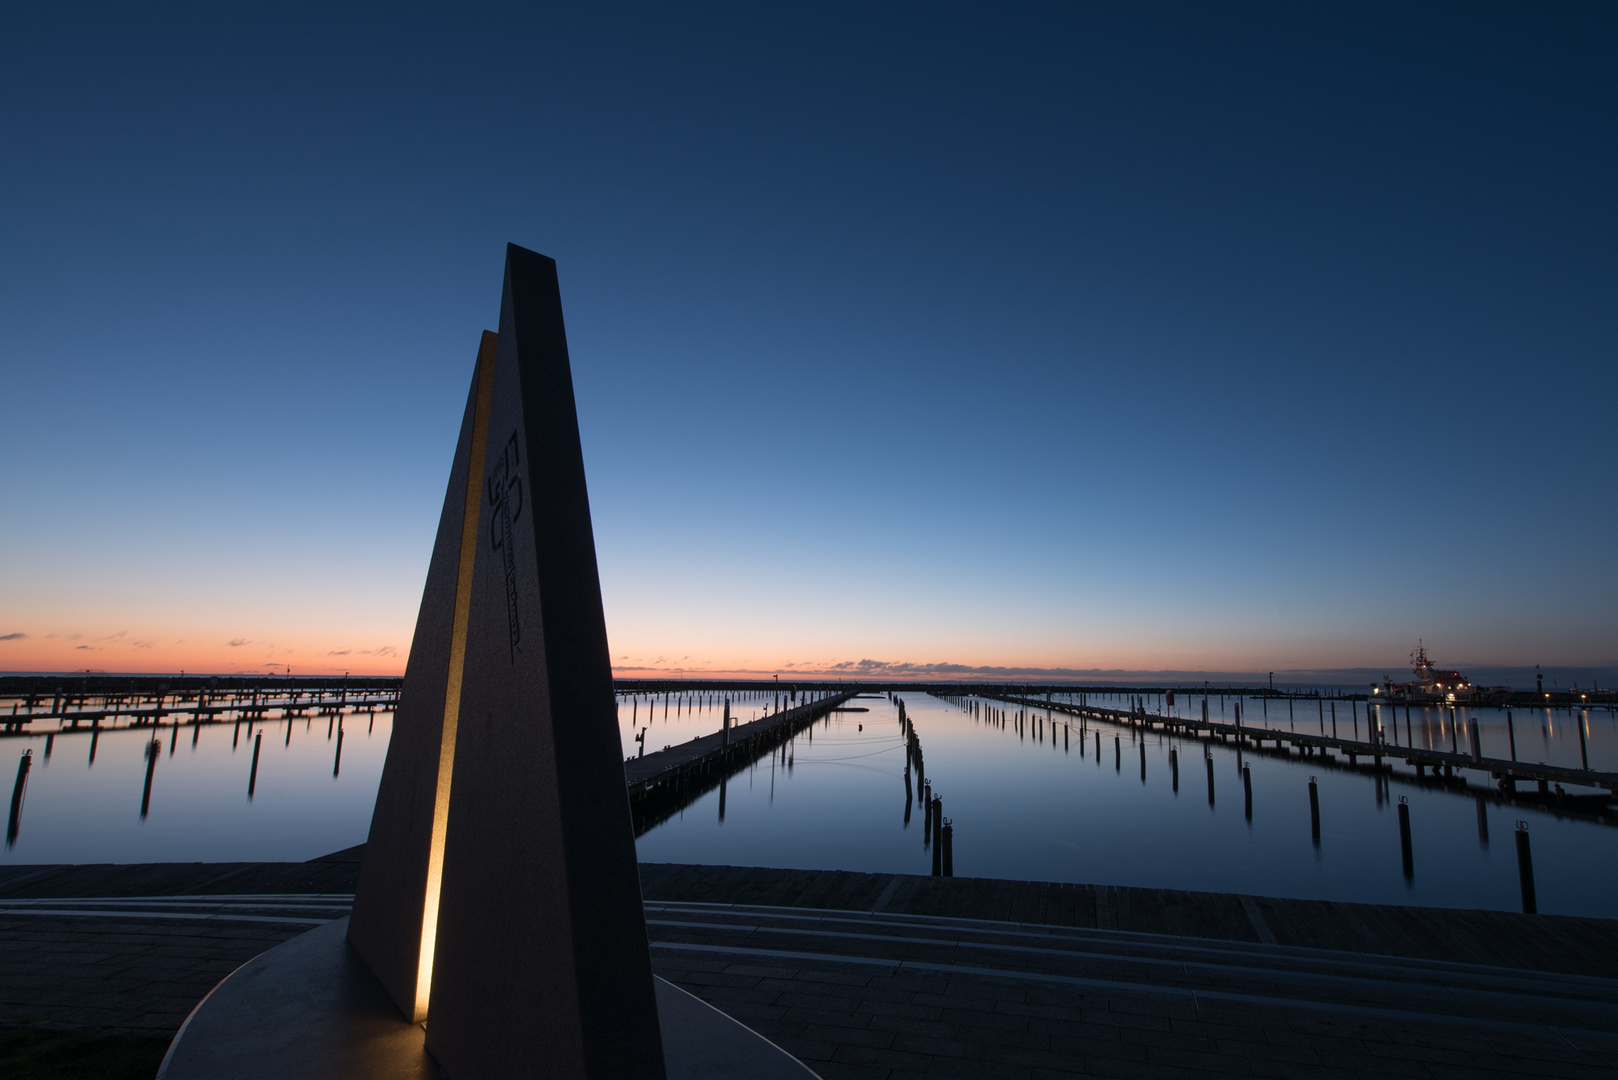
[3,854,1615,1079]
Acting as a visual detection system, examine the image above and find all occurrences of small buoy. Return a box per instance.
[858,724,863,730]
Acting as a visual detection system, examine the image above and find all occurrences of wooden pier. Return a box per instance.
[1,678,401,734]
[624,689,860,830]
[974,690,1618,805]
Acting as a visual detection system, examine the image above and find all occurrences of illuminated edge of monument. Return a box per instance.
[156,245,818,1079]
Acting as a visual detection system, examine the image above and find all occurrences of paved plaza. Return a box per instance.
[2,854,1615,1079]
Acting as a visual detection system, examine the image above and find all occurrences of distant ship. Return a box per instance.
[1372,643,1508,705]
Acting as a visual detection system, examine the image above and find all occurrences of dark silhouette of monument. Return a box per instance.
[348,244,663,1076]
[157,245,813,1079]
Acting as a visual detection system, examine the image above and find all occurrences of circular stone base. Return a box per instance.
[156,916,816,1079]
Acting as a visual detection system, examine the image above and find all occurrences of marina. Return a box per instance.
[6,680,1615,920]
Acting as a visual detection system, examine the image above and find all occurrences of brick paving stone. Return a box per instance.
[1142,1044,1255,1074]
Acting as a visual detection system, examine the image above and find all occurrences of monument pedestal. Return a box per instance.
[156,917,817,1080]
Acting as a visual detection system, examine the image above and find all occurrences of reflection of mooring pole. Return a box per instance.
[1514,821,1536,914]
[248,732,262,799]
[1398,797,1414,883]
[140,739,159,820]
[7,750,31,847]
[1308,776,1320,847]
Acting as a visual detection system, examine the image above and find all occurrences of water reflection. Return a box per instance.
[4,685,1612,918]
[0,711,393,864]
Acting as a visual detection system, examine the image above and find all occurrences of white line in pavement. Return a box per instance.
[0,907,332,925]
[0,893,354,903]
[0,898,352,911]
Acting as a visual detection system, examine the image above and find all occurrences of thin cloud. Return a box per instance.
[0,632,25,641]
[228,639,251,647]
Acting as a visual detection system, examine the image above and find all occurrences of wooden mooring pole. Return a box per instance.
[1308,776,1320,847]
[1515,821,1537,914]
[1398,797,1414,882]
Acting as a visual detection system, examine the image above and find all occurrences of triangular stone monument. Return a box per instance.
[349,244,665,1077]
[158,244,814,1080]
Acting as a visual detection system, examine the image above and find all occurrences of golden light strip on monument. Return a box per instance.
[414,330,498,1022]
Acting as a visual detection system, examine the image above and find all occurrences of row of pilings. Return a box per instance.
[962,690,1547,912]
[893,693,952,876]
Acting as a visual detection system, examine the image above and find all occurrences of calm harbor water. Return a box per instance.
[633,692,1618,918]
[5,689,1614,918]
[1,712,391,864]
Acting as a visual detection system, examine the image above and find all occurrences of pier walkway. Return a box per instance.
[3,851,1615,1079]
[624,690,859,820]
[980,692,1618,799]
[1,685,400,734]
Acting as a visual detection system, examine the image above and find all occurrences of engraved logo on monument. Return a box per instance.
[486,430,524,661]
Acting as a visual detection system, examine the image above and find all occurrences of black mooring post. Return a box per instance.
[1170,747,1179,792]
[1515,822,1537,914]
[248,731,262,799]
[1242,763,1252,820]
[1308,777,1320,847]
[1114,736,1120,772]
[941,819,954,877]
[7,750,31,847]
[1139,741,1146,783]
[1205,753,1215,806]
[1397,797,1414,882]
[1506,709,1516,761]
[931,798,944,876]
[140,739,159,819]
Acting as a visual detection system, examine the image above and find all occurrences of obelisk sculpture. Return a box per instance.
[348,244,666,1078]
[347,329,496,1022]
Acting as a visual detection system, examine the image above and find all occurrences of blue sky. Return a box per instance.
[1,2,1613,680]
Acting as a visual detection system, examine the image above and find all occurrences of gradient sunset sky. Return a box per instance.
[2,3,1613,682]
